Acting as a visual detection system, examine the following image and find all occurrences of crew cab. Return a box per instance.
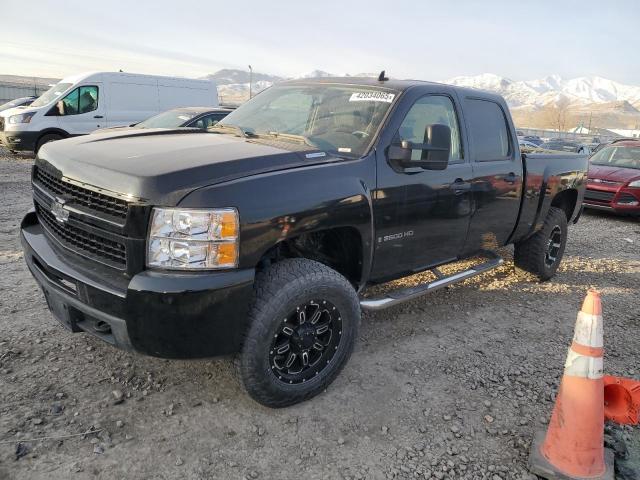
[20,77,588,407]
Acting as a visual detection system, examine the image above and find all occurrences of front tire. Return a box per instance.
[35,133,63,154]
[237,259,360,408]
[514,206,568,281]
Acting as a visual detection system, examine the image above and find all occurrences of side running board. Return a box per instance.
[360,254,504,311]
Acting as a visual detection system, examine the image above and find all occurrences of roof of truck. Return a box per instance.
[282,76,506,102]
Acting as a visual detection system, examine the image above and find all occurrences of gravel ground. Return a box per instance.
[0,148,638,480]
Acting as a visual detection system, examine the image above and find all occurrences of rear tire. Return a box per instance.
[514,206,568,281]
[35,133,63,154]
[237,258,360,408]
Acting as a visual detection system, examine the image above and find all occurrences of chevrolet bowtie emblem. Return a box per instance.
[51,198,70,223]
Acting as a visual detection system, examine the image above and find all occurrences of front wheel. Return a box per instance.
[514,206,568,281]
[237,258,360,408]
[35,133,63,154]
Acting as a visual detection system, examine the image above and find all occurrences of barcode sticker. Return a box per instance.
[349,92,395,103]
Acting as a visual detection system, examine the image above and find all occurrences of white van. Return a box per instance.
[0,71,218,153]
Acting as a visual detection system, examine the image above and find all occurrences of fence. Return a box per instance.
[516,127,621,143]
[0,82,52,104]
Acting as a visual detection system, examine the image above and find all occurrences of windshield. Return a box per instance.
[217,84,398,157]
[590,145,640,170]
[30,82,73,108]
[137,110,197,128]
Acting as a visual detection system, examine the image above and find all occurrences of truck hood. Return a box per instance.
[588,164,640,184]
[37,129,338,205]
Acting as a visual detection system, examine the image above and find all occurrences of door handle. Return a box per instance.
[452,178,471,194]
[504,172,517,184]
[94,115,104,119]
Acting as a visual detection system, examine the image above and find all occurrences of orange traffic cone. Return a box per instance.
[604,375,640,425]
[529,289,614,480]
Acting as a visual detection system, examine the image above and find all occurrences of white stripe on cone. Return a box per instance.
[564,348,604,379]
[573,312,604,348]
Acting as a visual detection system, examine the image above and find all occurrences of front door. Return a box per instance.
[56,84,105,134]
[371,93,472,280]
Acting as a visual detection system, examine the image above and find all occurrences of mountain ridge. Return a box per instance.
[444,73,640,110]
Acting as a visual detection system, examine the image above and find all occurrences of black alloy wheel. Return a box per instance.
[237,258,360,408]
[269,300,342,385]
[545,225,563,267]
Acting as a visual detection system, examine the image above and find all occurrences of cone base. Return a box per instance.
[529,431,614,480]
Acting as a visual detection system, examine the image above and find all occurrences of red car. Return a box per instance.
[584,139,640,215]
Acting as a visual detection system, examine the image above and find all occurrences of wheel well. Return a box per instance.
[551,189,578,221]
[257,227,363,287]
[37,129,68,143]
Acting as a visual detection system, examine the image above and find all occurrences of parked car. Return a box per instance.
[522,135,543,146]
[21,77,588,407]
[584,139,640,215]
[541,140,591,154]
[519,140,542,150]
[0,71,218,153]
[0,96,37,112]
[93,107,234,133]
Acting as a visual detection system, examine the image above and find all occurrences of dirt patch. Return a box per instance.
[0,148,638,479]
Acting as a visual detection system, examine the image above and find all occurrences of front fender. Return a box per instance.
[178,155,376,285]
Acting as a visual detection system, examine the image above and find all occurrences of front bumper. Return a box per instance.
[583,186,640,216]
[0,130,38,152]
[21,211,255,359]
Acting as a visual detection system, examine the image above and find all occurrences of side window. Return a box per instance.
[78,86,98,114]
[203,114,224,128]
[465,99,510,161]
[397,95,462,162]
[59,86,98,116]
[60,88,79,115]
[192,114,224,129]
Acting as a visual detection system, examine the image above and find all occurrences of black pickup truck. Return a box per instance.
[20,77,588,407]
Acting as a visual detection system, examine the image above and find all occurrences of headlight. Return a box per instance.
[628,180,640,188]
[8,112,36,124]
[147,207,239,270]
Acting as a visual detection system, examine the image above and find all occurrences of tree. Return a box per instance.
[540,96,574,131]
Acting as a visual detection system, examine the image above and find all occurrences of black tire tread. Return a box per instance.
[514,206,567,281]
[236,258,360,408]
[35,134,63,154]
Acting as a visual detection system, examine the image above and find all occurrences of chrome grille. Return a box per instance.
[34,166,128,219]
[36,203,127,268]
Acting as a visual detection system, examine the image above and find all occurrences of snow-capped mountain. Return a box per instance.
[208,69,379,103]
[444,74,640,110]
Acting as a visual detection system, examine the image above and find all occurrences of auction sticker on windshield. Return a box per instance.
[349,92,395,103]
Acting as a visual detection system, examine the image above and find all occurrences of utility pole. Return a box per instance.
[587,111,592,134]
[248,65,253,99]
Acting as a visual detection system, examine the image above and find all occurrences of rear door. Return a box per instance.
[460,96,523,254]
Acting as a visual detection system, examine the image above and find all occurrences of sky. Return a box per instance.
[2,0,640,85]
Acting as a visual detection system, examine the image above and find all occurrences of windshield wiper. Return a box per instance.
[259,131,319,148]
[208,123,253,138]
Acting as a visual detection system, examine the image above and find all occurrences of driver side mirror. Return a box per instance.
[56,100,65,116]
[388,124,451,170]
